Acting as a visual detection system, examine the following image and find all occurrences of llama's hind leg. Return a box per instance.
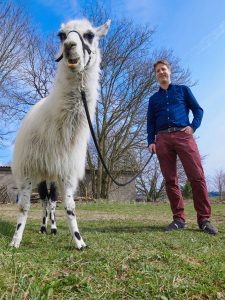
[38,181,49,234]
[62,185,86,250]
[49,182,58,235]
[10,180,32,248]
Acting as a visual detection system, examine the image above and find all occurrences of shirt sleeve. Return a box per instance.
[147,97,156,145]
[184,86,203,131]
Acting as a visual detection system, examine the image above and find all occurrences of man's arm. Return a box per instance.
[147,97,156,147]
[184,86,203,131]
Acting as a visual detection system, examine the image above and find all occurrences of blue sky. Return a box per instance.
[1,0,225,186]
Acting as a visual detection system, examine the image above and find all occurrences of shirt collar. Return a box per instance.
[159,83,173,92]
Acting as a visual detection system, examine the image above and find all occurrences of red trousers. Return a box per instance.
[156,130,211,223]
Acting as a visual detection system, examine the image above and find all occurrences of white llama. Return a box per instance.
[10,18,111,249]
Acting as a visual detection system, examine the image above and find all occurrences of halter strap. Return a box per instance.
[67,30,92,56]
[55,30,92,68]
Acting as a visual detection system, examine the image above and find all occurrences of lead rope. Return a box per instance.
[80,77,153,187]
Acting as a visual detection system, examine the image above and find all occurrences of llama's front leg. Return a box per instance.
[40,199,48,233]
[10,181,32,248]
[64,187,86,250]
[38,181,49,234]
[49,183,57,235]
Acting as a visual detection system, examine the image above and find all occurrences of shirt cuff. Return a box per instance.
[190,124,197,132]
[147,138,155,145]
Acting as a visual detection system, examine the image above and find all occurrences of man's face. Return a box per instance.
[155,63,171,85]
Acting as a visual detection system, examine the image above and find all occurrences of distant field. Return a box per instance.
[0,201,225,299]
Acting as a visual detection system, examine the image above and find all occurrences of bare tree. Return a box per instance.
[0,2,29,90]
[1,2,193,200]
[80,5,193,199]
[135,146,189,202]
[135,149,165,202]
[136,143,209,202]
[0,1,31,142]
[213,169,225,200]
[2,32,57,121]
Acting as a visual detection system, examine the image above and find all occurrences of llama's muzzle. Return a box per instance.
[67,58,80,69]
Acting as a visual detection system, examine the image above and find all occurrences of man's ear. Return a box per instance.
[96,19,111,37]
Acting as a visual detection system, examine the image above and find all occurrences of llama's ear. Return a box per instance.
[96,19,111,37]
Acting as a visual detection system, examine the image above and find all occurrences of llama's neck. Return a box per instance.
[52,62,100,104]
[48,62,100,133]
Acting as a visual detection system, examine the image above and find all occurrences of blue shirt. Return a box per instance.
[147,84,203,145]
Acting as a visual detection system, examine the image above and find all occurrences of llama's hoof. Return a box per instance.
[77,245,86,251]
[10,239,20,248]
[40,226,47,234]
[77,243,88,251]
[51,228,57,235]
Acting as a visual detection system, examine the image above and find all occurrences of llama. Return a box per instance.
[10,18,111,249]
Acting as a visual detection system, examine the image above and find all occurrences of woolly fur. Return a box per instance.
[12,19,110,189]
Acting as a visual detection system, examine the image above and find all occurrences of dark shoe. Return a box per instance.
[198,220,218,235]
[164,219,186,231]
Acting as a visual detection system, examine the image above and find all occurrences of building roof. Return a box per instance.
[0,166,11,171]
[0,165,136,174]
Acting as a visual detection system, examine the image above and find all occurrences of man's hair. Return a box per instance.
[153,59,171,71]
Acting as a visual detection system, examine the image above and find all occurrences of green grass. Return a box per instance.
[0,201,225,299]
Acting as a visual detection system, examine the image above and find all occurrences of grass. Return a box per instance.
[0,201,225,299]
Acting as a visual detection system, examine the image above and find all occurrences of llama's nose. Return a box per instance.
[64,41,77,49]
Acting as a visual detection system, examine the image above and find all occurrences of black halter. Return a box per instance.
[55,30,92,68]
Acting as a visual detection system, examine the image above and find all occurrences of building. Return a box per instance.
[0,166,136,203]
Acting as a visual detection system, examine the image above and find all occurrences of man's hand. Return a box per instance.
[181,126,193,135]
[148,144,156,153]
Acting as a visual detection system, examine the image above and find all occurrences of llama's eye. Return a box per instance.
[57,32,67,42]
[83,32,95,42]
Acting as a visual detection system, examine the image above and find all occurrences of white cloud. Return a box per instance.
[36,0,81,19]
[194,20,225,54]
[112,0,159,25]
[197,109,225,179]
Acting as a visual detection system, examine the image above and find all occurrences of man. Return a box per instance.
[147,59,217,234]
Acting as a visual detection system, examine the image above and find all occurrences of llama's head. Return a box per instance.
[56,19,111,72]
